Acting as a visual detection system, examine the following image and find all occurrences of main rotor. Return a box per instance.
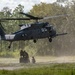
[0,12,68,21]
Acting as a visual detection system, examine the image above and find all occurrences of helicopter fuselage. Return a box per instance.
[0,22,56,42]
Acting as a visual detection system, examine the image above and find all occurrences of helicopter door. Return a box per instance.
[32,29,41,39]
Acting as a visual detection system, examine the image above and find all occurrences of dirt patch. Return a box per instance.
[0,56,75,70]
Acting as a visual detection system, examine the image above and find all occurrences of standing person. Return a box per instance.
[20,50,24,57]
[23,51,29,58]
[20,50,24,63]
[32,56,36,63]
[24,50,30,63]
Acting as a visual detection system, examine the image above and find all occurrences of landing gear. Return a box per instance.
[33,39,37,43]
[8,42,12,49]
[49,38,52,42]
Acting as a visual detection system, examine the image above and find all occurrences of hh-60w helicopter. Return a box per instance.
[0,12,68,48]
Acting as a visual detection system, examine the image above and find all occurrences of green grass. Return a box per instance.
[0,63,75,75]
[0,50,20,58]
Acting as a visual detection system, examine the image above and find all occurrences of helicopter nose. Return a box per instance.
[53,30,56,35]
[50,30,56,38]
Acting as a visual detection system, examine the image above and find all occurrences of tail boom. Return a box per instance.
[56,33,67,36]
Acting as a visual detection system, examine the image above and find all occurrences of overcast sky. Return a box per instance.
[0,0,57,12]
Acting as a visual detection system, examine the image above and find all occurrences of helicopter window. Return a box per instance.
[28,24,31,27]
[41,28,47,32]
[25,24,31,27]
[21,25,26,30]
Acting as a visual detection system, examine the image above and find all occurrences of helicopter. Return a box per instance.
[0,12,68,48]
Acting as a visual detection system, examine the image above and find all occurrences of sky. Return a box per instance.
[0,0,57,12]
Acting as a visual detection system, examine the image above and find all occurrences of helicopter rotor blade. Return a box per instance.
[20,12,37,19]
[0,13,69,21]
[42,14,69,20]
[20,12,43,20]
[20,12,69,20]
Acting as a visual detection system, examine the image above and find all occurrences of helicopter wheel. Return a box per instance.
[8,45,11,49]
[33,40,36,43]
[49,38,52,42]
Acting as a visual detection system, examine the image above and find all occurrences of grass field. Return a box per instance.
[0,56,75,75]
[0,63,75,75]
